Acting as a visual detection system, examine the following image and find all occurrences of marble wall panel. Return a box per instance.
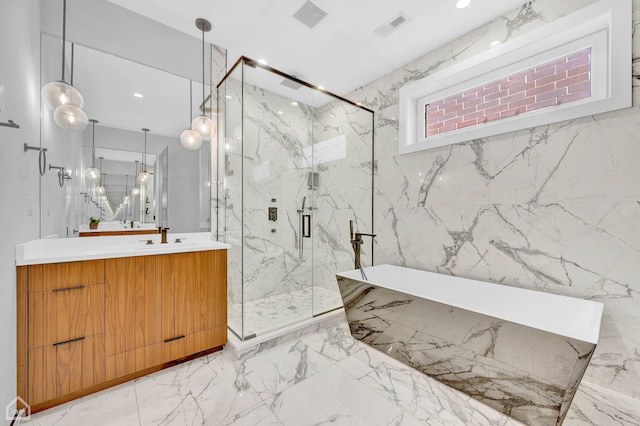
[342,0,640,406]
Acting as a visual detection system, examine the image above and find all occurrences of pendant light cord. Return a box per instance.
[189,80,193,124]
[70,43,74,86]
[201,27,205,111]
[91,120,96,168]
[61,0,67,82]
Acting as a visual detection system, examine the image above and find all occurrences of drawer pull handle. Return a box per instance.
[53,337,85,347]
[164,335,186,343]
[52,285,85,293]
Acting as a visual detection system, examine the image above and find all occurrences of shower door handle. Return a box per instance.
[302,214,311,238]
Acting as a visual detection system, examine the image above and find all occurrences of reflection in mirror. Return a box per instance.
[40,33,212,237]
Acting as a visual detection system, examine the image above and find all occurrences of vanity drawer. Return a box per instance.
[28,260,104,292]
[29,284,105,349]
[161,326,226,363]
[28,334,106,406]
[105,343,162,381]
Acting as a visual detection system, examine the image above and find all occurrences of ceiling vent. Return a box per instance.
[281,77,303,90]
[374,12,409,38]
[292,1,328,29]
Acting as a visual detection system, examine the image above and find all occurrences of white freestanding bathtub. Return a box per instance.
[337,264,604,426]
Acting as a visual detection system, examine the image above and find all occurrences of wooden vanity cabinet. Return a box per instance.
[19,260,106,407]
[18,249,227,412]
[104,250,227,380]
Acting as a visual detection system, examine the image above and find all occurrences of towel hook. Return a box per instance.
[24,143,48,176]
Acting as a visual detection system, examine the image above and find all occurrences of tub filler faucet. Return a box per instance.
[350,220,376,280]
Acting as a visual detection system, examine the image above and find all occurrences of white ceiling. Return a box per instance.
[107,0,526,97]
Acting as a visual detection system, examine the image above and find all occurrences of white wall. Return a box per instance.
[0,0,41,415]
[40,0,212,85]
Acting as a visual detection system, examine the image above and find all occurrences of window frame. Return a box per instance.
[398,0,631,155]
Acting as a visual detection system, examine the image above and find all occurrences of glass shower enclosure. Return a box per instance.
[216,57,374,340]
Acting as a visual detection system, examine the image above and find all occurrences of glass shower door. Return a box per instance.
[218,57,374,340]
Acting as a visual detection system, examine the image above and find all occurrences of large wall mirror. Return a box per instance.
[40,33,213,237]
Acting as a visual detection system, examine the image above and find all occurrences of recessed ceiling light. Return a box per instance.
[226,95,233,99]
[258,59,268,65]
[277,110,284,115]
[291,101,298,106]
[489,40,502,47]
[133,93,143,98]
[317,85,325,91]
[456,0,471,9]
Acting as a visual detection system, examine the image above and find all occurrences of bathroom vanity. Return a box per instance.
[15,233,229,413]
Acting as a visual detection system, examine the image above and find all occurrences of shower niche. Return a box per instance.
[216,57,374,340]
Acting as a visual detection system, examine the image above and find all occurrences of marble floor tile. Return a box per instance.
[564,381,640,426]
[337,344,524,426]
[300,321,365,362]
[241,339,335,400]
[135,351,263,425]
[25,323,639,426]
[26,382,140,426]
[266,364,406,426]
[217,403,284,426]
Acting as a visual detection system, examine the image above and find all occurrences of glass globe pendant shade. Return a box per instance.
[131,187,140,196]
[137,170,150,185]
[95,185,105,195]
[180,129,202,150]
[41,81,84,110]
[191,115,211,140]
[85,167,101,182]
[54,104,89,131]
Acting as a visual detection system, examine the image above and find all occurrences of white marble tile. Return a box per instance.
[266,364,405,426]
[26,382,140,426]
[338,345,525,426]
[217,403,284,426]
[565,380,640,426]
[241,340,335,400]
[300,322,365,362]
[23,330,638,426]
[135,351,263,426]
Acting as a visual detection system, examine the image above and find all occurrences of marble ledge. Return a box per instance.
[16,232,230,266]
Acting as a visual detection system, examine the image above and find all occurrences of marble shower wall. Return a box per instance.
[311,101,374,307]
[345,0,640,402]
[222,76,314,312]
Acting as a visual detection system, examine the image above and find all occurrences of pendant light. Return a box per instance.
[95,157,106,195]
[131,161,141,196]
[190,18,213,140]
[180,80,202,150]
[137,128,151,184]
[42,0,88,131]
[85,119,101,182]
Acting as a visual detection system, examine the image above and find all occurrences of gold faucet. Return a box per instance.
[160,227,170,244]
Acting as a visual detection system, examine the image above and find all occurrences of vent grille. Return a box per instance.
[374,12,409,38]
[292,1,328,29]
[281,77,303,90]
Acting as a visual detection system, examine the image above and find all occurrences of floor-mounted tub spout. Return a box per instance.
[349,220,376,279]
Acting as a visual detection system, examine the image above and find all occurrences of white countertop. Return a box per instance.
[16,232,230,266]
